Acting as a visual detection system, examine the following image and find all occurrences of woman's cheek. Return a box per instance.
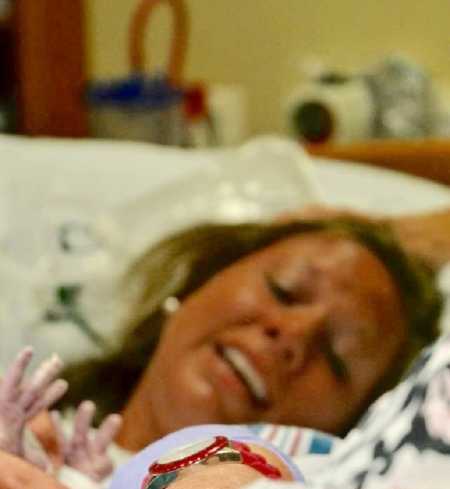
[273,363,350,429]
[163,309,227,352]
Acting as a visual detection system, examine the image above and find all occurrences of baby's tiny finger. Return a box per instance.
[20,354,64,409]
[0,346,34,401]
[26,379,68,420]
[72,400,95,449]
[92,414,122,453]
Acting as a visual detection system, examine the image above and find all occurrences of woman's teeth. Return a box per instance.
[221,346,268,405]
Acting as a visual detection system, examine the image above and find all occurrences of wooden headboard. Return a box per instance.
[306,139,450,186]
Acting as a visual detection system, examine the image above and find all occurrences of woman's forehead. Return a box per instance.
[234,232,397,297]
[252,233,371,269]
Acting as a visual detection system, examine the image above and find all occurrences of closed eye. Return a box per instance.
[265,274,297,305]
[321,334,350,382]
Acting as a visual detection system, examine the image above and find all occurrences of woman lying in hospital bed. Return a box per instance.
[61,207,447,449]
[0,138,449,487]
[0,207,449,488]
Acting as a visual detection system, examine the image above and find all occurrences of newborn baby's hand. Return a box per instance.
[0,347,67,467]
[52,400,122,482]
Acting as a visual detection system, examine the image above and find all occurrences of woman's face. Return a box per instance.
[146,233,407,435]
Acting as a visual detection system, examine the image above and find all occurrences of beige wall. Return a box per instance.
[86,0,450,135]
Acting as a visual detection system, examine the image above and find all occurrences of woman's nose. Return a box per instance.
[263,305,327,371]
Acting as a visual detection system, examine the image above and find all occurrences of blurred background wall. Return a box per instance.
[86,0,450,135]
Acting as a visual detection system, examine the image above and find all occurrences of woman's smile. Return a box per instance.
[214,343,270,408]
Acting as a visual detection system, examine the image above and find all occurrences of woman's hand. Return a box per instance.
[388,209,450,268]
[278,204,450,268]
[0,450,68,489]
[275,204,379,224]
[52,401,122,482]
[0,347,68,469]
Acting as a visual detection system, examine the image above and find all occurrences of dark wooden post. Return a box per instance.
[13,0,88,136]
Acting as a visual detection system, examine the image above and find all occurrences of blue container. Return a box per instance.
[86,75,187,145]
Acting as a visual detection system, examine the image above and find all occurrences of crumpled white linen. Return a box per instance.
[0,137,319,369]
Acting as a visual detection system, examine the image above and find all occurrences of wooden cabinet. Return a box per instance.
[1,0,88,137]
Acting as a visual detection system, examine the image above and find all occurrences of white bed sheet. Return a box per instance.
[313,157,450,215]
[2,133,449,268]
[1,134,449,214]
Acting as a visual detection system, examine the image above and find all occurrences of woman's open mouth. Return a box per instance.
[215,344,269,408]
